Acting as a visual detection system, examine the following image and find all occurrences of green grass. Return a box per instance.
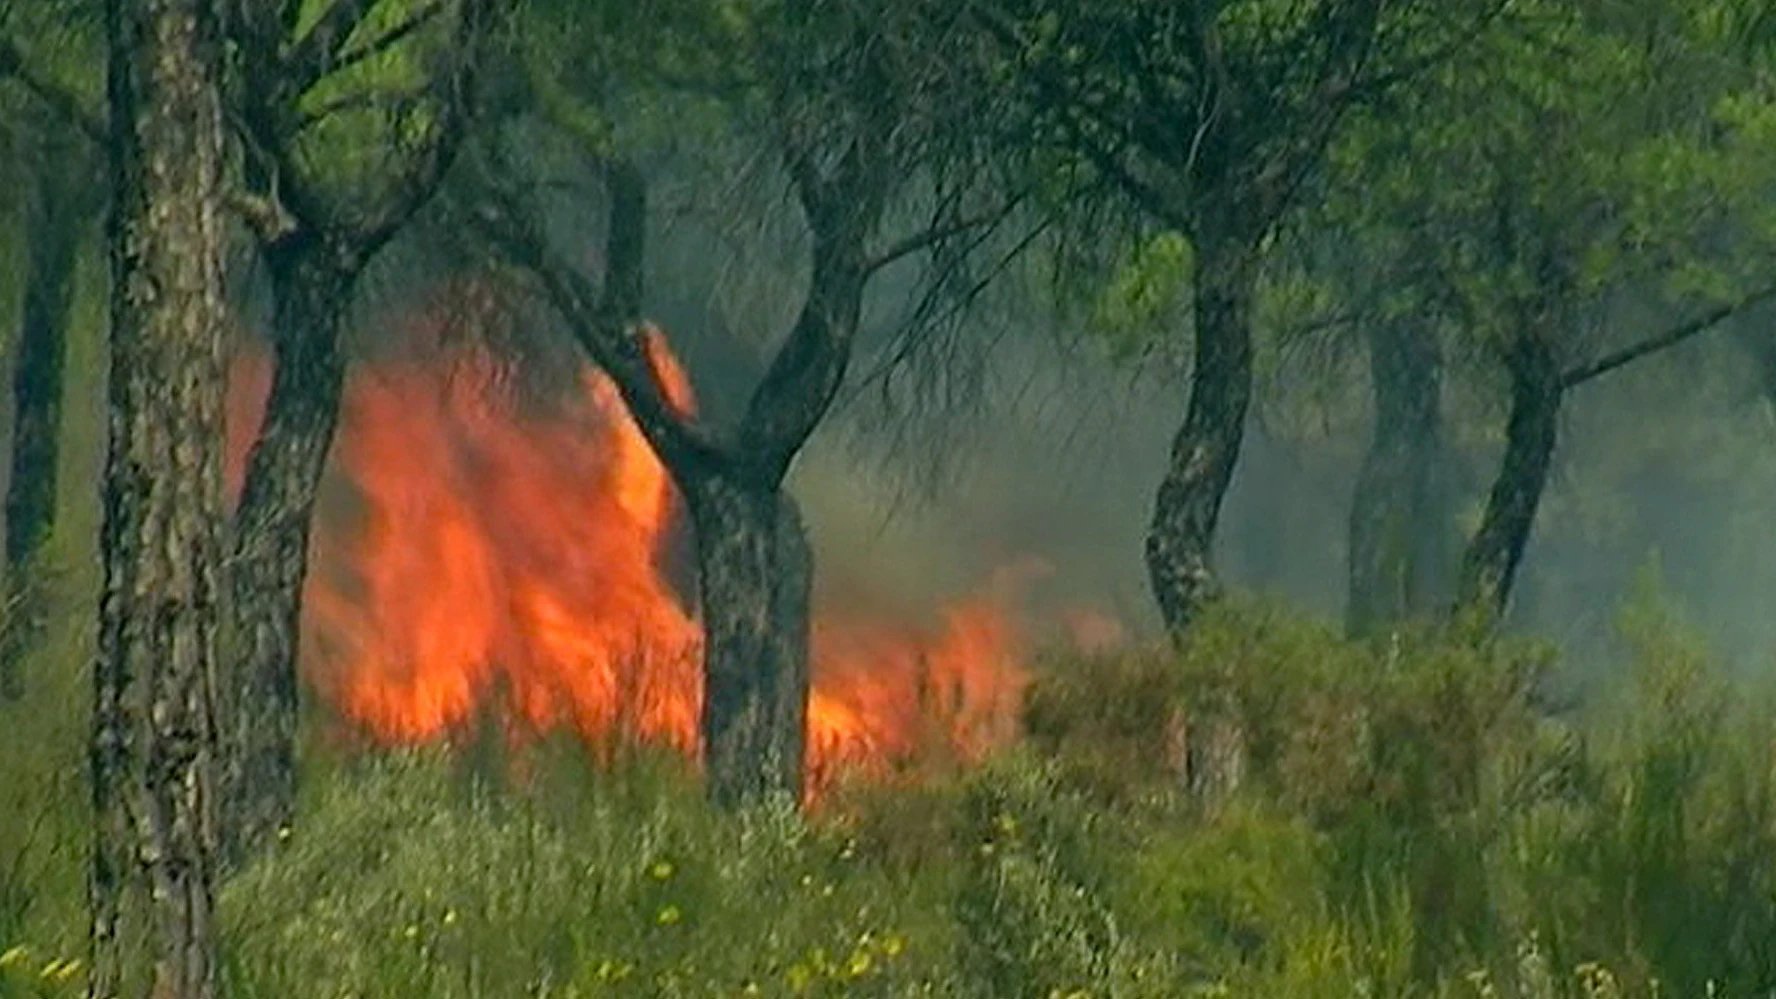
[5,569,1776,997]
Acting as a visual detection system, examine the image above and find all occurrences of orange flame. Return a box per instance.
[226,280,1047,797]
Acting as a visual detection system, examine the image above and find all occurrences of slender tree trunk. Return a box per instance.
[684,471,812,808]
[0,123,95,700]
[1455,321,1562,628]
[1144,229,1257,633]
[1736,322,1776,409]
[1143,225,1258,806]
[92,0,229,994]
[1347,322,1451,637]
[222,229,358,864]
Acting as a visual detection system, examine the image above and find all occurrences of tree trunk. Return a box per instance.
[1736,321,1776,410]
[1,121,95,700]
[684,472,812,808]
[1454,322,1563,628]
[1347,322,1452,637]
[222,229,358,864]
[1144,230,1257,633]
[92,0,229,995]
[1144,227,1258,806]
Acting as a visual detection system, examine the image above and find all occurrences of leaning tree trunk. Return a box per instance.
[1347,322,1452,637]
[223,229,358,864]
[683,470,813,808]
[1144,229,1258,634]
[91,0,230,994]
[0,122,94,700]
[1144,225,1258,806]
[1455,321,1563,629]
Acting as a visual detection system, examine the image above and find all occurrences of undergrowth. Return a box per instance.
[4,581,1776,997]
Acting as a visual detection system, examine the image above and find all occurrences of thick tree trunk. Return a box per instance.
[685,473,812,808]
[222,230,358,864]
[1144,231,1257,633]
[1347,322,1452,637]
[1455,322,1562,628]
[92,0,229,995]
[0,122,95,700]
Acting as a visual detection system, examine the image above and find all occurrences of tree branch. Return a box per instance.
[0,35,103,144]
[350,0,492,253]
[226,189,301,245]
[864,192,1027,276]
[466,139,720,472]
[1561,285,1776,390]
[294,82,434,131]
[331,0,447,76]
[600,157,646,321]
[284,0,385,94]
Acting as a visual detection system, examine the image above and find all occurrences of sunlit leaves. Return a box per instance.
[1087,230,1193,361]
[282,0,471,216]
[1317,0,1776,364]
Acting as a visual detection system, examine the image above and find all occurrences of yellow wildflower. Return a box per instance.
[0,945,27,970]
[846,949,873,977]
[648,860,675,881]
[881,933,905,958]
[656,904,682,926]
[593,958,634,981]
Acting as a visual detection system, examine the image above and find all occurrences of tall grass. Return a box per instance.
[5,581,1776,997]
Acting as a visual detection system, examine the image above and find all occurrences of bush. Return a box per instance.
[8,583,1776,997]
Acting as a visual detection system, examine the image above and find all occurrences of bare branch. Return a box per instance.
[226,189,301,245]
[600,157,647,321]
[1561,285,1776,390]
[331,0,447,76]
[465,138,721,471]
[350,0,491,253]
[864,192,1027,275]
[294,81,435,130]
[284,0,385,93]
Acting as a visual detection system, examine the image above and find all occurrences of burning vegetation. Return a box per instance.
[224,280,1045,801]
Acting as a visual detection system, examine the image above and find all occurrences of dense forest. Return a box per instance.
[4,0,1776,996]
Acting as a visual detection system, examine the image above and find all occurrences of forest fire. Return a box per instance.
[225,283,1035,798]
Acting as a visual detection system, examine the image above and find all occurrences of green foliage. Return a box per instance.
[7,578,1776,998]
[1320,0,1776,362]
[282,0,476,214]
[220,745,961,998]
[1085,231,1192,362]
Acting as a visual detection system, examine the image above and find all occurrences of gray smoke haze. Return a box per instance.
[242,125,1776,690]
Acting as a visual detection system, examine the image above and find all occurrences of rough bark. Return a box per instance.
[1144,229,1258,634]
[1141,226,1259,806]
[222,231,358,864]
[213,0,491,860]
[1346,321,1453,637]
[1455,320,1562,628]
[686,477,812,807]
[689,179,866,805]
[92,0,229,995]
[0,120,96,700]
